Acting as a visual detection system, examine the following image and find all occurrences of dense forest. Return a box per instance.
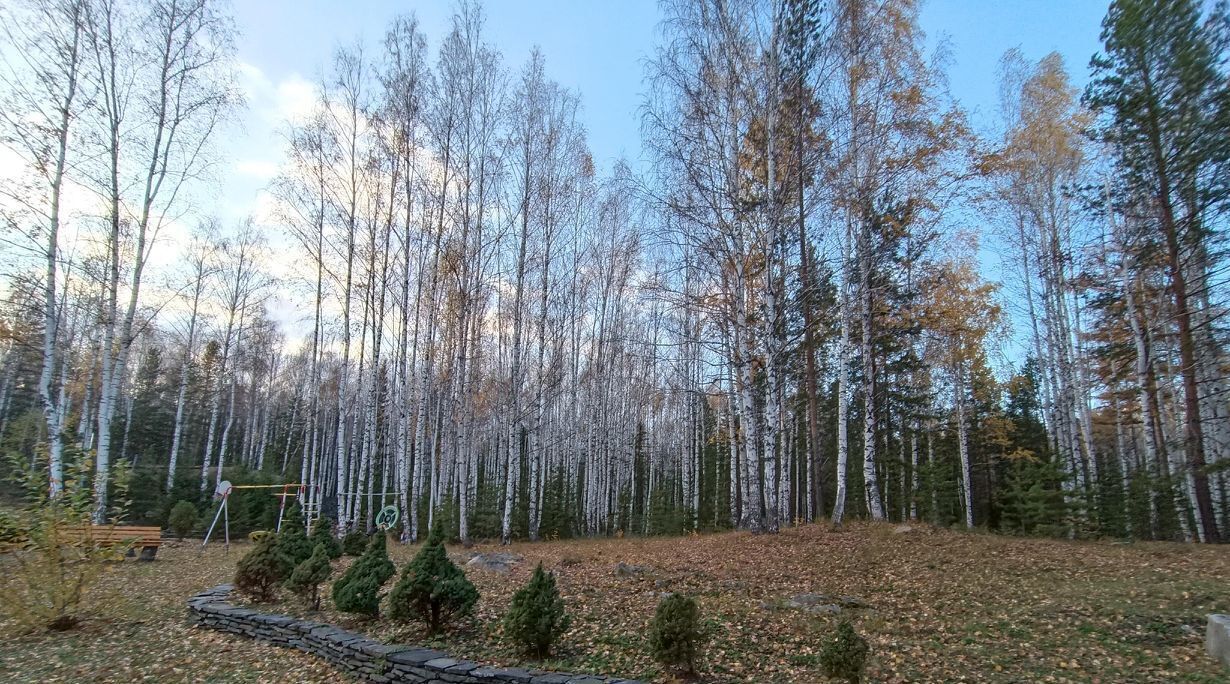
[0,0,1226,545]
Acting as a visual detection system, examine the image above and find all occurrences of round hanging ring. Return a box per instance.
[375,505,400,530]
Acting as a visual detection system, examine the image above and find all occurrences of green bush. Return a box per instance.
[332,532,395,616]
[234,532,291,602]
[287,543,333,610]
[341,530,368,556]
[649,593,705,675]
[167,501,198,539]
[276,504,314,568]
[819,620,869,684]
[0,500,120,631]
[310,517,342,559]
[387,521,478,633]
[334,573,382,617]
[502,562,570,657]
[0,509,25,545]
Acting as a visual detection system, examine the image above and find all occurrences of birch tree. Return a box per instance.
[87,0,237,522]
[0,0,89,498]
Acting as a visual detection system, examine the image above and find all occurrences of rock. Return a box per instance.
[614,562,650,577]
[472,666,534,682]
[893,524,914,534]
[466,552,523,573]
[765,593,870,615]
[837,595,870,609]
[445,660,481,674]
[811,604,844,615]
[1208,614,1230,669]
[386,647,446,666]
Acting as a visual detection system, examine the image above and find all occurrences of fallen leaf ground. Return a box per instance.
[2,521,1228,683]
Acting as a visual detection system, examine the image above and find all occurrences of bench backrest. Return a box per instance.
[61,525,163,545]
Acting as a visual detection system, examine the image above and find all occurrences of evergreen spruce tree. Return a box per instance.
[332,532,395,616]
[1086,0,1230,544]
[276,504,314,568]
[310,517,343,559]
[342,530,368,556]
[287,543,333,610]
[234,531,291,602]
[999,449,1069,537]
[503,562,571,657]
[648,593,705,676]
[387,520,478,633]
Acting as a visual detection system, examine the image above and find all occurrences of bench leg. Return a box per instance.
[138,546,158,561]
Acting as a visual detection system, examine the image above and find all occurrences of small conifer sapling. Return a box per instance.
[287,543,333,610]
[276,504,313,568]
[649,593,706,676]
[819,620,869,684]
[503,562,571,657]
[332,532,395,616]
[310,517,343,559]
[234,532,291,602]
[387,521,478,633]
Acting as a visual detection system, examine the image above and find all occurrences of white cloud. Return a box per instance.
[236,60,318,127]
[235,159,280,180]
[275,74,318,125]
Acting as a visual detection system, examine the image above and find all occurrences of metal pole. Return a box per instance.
[201,493,228,549]
[276,485,288,532]
[223,495,230,553]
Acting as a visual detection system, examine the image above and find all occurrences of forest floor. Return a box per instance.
[1,521,1228,683]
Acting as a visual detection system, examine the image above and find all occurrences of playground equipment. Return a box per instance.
[375,505,399,530]
[336,490,401,534]
[201,481,317,552]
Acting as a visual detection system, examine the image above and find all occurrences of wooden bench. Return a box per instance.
[62,525,163,560]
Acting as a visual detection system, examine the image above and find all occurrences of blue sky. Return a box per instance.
[223,0,1108,180]
[210,0,1112,353]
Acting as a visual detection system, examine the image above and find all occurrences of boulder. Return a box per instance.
[465,552,523,573]
[784,594,842,614]
[1208,614,1230,669]
[763,593,870,615]
[614,562,650,577]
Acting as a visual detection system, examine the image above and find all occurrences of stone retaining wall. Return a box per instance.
[188,585,642,684]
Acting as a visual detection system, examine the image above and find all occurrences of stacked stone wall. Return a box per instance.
[188,585,642,684]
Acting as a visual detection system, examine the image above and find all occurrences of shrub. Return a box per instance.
[819,620,870,684]
[334,573,382,617]
[0,508,26,545]
[0,502,119,631]
[341,530,368,556]
[287,543,333,610]
[0,450,130,632]
[276,504,314,568]
[234,532,291,602]
[503,562,570,657]
[167,501,198,540]
[332,532,395,616]
[387,521,478,633]
[649,593,705,676]
[310,517,342,559]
